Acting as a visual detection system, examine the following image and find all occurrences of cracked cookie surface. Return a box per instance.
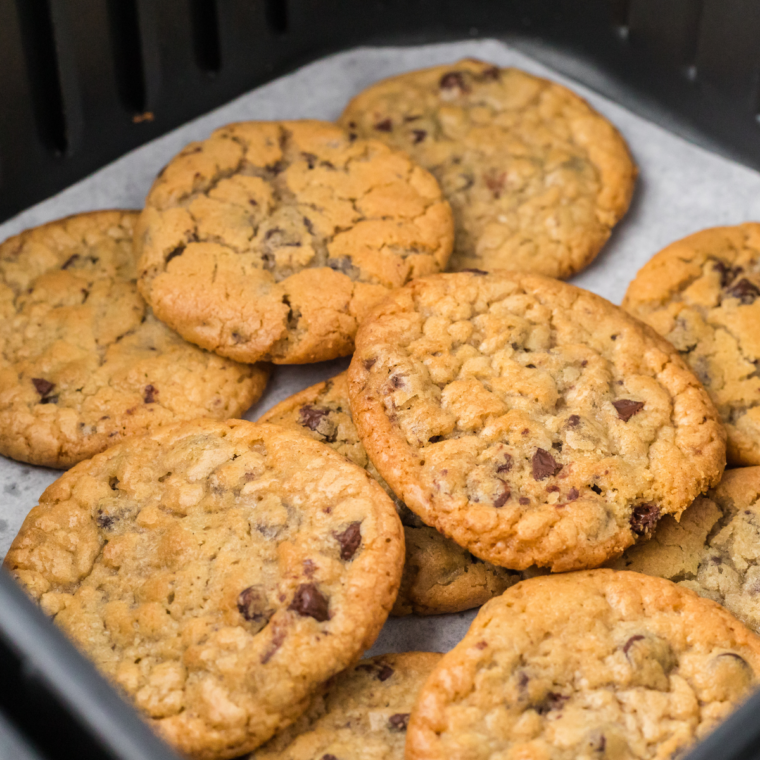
[250,652,440,760]
[0,211,267,468]
[260,372,519,615]
[406,570,760,760]
[609,467,760,634]
[5,420,404,760]
[348,271,726,571]
[624,224,760,465]
[135,120,454,364]
[339,58,635,278]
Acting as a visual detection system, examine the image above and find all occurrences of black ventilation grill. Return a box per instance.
[2,0,760,223]
[5,2,760,760]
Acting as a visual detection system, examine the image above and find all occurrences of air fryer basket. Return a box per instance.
[3,1,760,758]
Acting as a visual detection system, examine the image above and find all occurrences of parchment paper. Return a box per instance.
[4,38,760,660]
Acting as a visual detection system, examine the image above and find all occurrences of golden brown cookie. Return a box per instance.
[259,372,519,615]
[348,271,726,572]
[5,420,404,759]
[135,120,454,364]
[250,652,440,760]
[623,224,760,465]
[406,570,760,760]
[610,467,760,633]
[340,58,635,278]
[0,211,267,468]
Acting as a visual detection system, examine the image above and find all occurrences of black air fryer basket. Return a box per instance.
[3,1,760,758]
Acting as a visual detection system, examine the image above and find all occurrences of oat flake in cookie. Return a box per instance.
[340,58,635,278]
[406,570,760,760]
[348,271,726,571]
[249,652,440,760]
[5,420,404,760]
[259,371,519,615]
[135,120,454,364]
[0,211,267,469]
[624,224,760,465]
[610,467,760,634]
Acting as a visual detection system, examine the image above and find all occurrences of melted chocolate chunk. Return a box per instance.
[143,384,157,404]
[388,713,410,731]
[713,259,743,287]
[493,486,510,508]
[461,268,488,275]
[32,378,55,397]
[336,522,362,561]
[536,692,568,715]
[374,118,393,132]
[532,449,562,480]
[237,585,274,625]
[630,504,661,537]
[289,583,329,621]
[613,399,644,422]
[623,634,645,656]
[439,71,469,92]
[299,405,329,430]
[727,278,760,304]
[377,664,394,681]
[411,129,427,143]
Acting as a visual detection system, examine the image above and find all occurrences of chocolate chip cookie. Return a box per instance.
[259,372,519,615]
[5,420,404,759]
[348,271,726,571]
[0,211,267,469]
[610,467,760,634]
[406,570,760,760]
[135,120,454,364]
[623,224,760,465]
[339,58,636,278]
[250,652,440,759]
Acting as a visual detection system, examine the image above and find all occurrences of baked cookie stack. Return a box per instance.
[3,57,760,760]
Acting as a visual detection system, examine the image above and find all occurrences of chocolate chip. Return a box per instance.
[590,484,603,495]
[484,171,506,198]
[727,278,760,304]
[96,512,117,530]
[623,635,645,656]
[428,435,444,443]
[266,160,286,175]
[493,486,510,508]
[497,455,513,474]
[109,476,119,491]
[374,118,393,132]
[552,441,562,451]
[302,152,317,169]
[439,71,469,91]
[143,385,157,404]
[40,395,58,404]
[630,503,660,537]
[289,583,329,621]
[299,405,329,431]
[237,585,274,626]
[519,496,530,505]
[475,641,488,650]
[567,488,579,501]
[713,259,743,287]
[532,449,562,480]
[364,358,376,370]
[303,559,316,577]
[321,755,338,760]
[390,375,405,389]
[61,254,79,269]
[377,664,394,681]
[536,692,568,715]
[613,399,644,422]
[303,216,314,235]
[461,268,488,275]
[480,65,500,80]
[388,713,410,731]
[32,378,55,397]
[326,256,360,279]
[336,522,362,561]
[567,415,581,428]
[411,129,427,143]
